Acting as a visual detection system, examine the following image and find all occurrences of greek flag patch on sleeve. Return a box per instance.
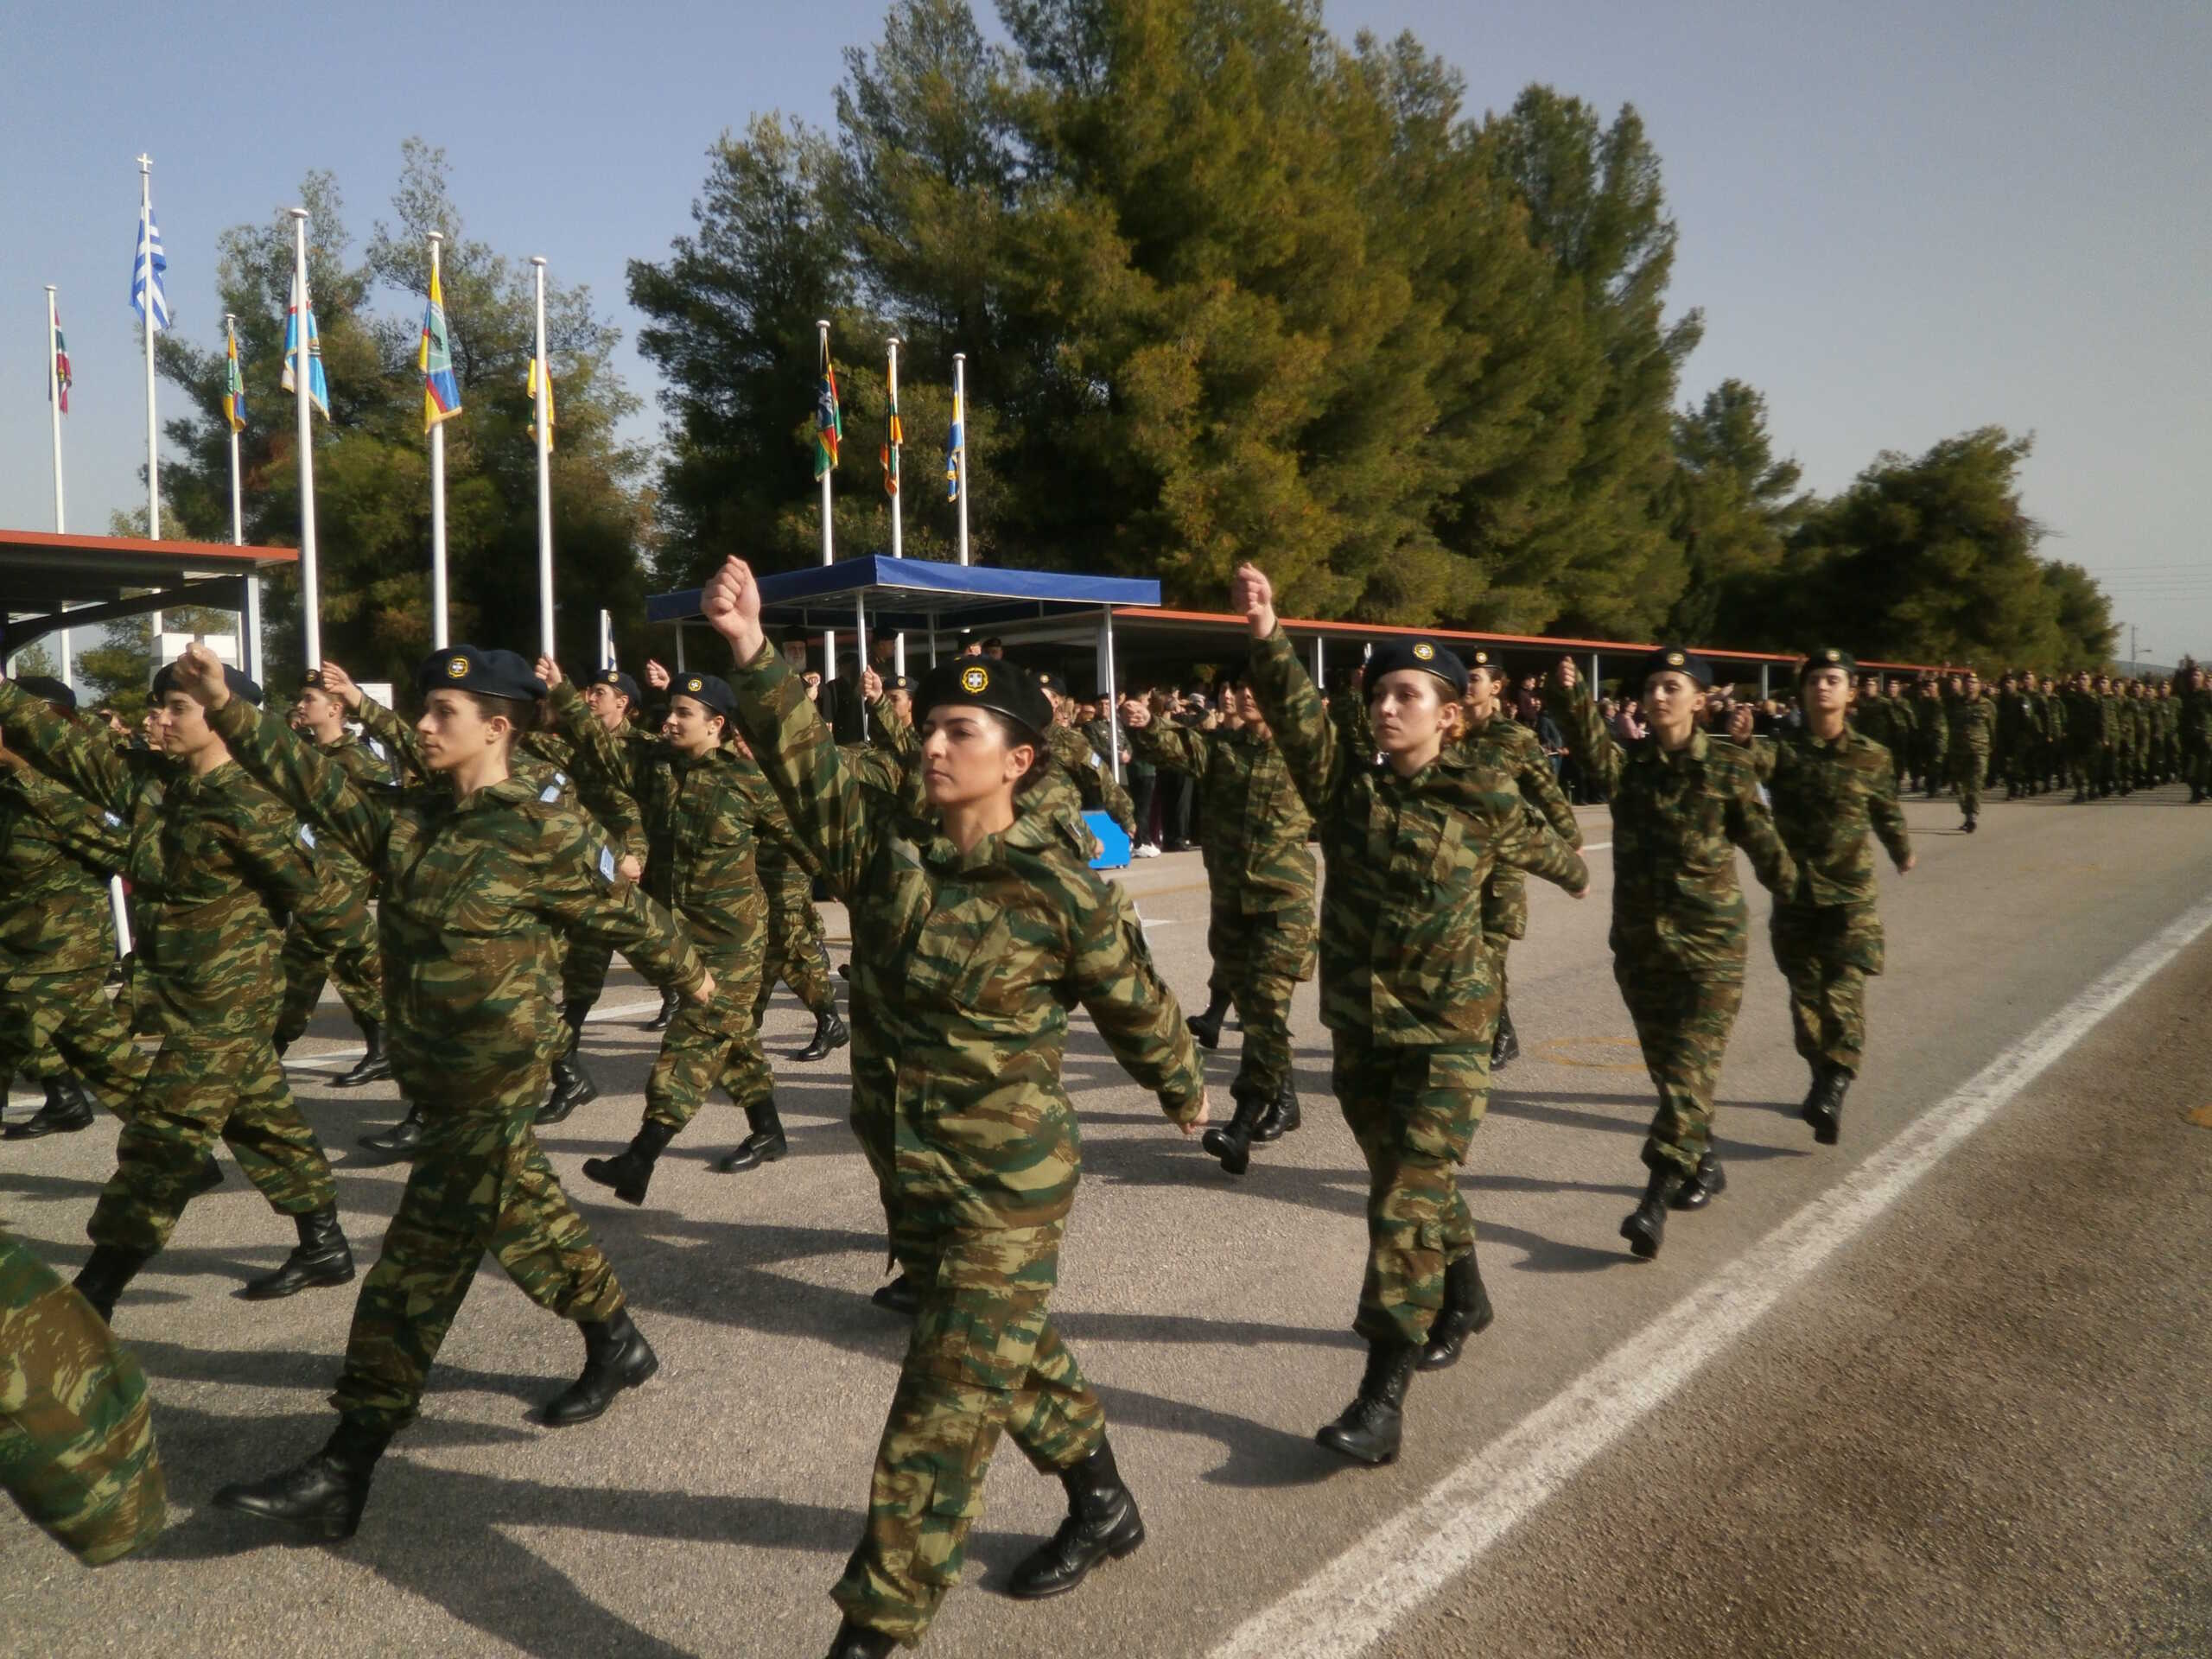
[299,823,317,849]
[104,810,123,828]
[540,783,564,803]
[598,844,618,886]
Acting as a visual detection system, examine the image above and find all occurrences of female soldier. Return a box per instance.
[698,558,1205,1659]
[1232,563,1589,1467]
[163,643,713,1542]
[1549,650,1797,1260]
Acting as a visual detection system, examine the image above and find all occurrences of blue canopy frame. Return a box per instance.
[647,555,1161,778]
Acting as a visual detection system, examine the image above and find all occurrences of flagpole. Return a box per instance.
[818,318,835,683]
[428,232,451,649]
[290,208,322,666]
[224,314,243,545]
[531,257,555,658]
[46,288,65,534]
[953,352,969,566]
[138,156,159,539]
[225,311,258,681]
[48,286,72,688]
[887,336,902,559]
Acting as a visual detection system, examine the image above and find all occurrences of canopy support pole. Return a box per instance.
[1098,608,1122,784]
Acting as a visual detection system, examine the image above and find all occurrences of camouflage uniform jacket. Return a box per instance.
[1733,728,1910,907]
[206,697,706,1074]
[1458,710,1582,848]
[0,1227,165,1566]
[1,679,320,1039]
[550,680,767,965]
[1045,722,1138,838]
[729,643,1205,1147]
[2183,687,2211,750]
[1556,680,1797,978]
[1914,696,1949,749]
[1949,695,1996,752]
[1245,626,1588,1045]
[1,761,118,978]
[1127,721,1314,913]
[1850,696,1892,753]
[2065,688,2106,746]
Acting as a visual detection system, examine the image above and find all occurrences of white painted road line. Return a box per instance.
[1206,890,2212,1659]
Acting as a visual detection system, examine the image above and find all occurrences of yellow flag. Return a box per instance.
[527,354,556,450]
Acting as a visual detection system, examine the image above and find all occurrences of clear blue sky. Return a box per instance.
[3,0,2205,659]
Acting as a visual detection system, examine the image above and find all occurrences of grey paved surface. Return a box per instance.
[3,785,2208,1657]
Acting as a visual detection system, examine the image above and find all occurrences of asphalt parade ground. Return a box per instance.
[4,786,2209,1657]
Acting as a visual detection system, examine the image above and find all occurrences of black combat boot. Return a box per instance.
[358,1104,425,1157]
[1621,1166,1686,1260]
[710,1099,789,1173]
[644,984,682,1032]
[823,1619,899,1659]
[793,1005,850,1062]
[191,1151,225,1196]
[242,1206,356,1300]
[1185,989,1232,1051]
[1201,1088,1271,1176]
[870,1272,919,1316]
[1491,1003,1521,1071]
[583,1121,677,1205]
[1802,1064,1850,1146]
[1669,1154,1727,1211]
[536,1002,600,1126]
[1317,1340,1419,1465]
[1253,1073,1302,1142]
[1418,1253,1496,1371]
[73,1244,153,1325]
[541,1308,658,1427]
[213,1415,391,1541]
[4,1074,97,1139]
[1962,811,1977,833]
[1008,1438,1147,1599]
[331,1020,393,1088]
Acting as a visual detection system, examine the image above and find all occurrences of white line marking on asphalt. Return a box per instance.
[1207,891,2212,1659]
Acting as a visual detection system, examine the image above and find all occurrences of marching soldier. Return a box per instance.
[183,643,712,1541]
[1913,677,1948,798]
[1730,649,1913,1146]
[1122,665,1317,1173]
[1550,647,1797,1260]
[1236,565,1588,1464]
[702,560,1205,1659]
[273,670,396,1092]
[1459,650,1582,1070]
[0,679,148,1141]
[539,660,784,1201]
[1948,671,1995,831]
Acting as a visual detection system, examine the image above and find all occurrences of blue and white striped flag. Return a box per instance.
[130,201,170,332]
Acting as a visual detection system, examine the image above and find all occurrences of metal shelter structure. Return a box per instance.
[0,530,296,684]
[646,555,1162,777]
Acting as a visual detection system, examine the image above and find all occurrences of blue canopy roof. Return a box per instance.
[646,555,1160,634]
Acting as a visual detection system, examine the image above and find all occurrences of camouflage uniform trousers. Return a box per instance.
[331,1059,626,1436]
[1331,1035,1491,1349]
[832,1090,1103,1645]
[0,967,149,1116]
[558,939,618,1011]
[1616,963,1745,1177]
[274,893,385,1049]
[1951,742,1990,815]
[1483,865,1530,1017]
[0,1230,166,1565]
[756,897,837,1020]
[89,1035,336,1256]
[1769,901,1883,1077]
[1223,900,1311,1103]
[645,948,771,1132]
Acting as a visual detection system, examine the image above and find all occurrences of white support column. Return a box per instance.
[290,209,322,666]
[854,593,869,738]
[531,257,555,658]
[1098,610,1122,784]
[953,353,970,566]
[138,156,160,540]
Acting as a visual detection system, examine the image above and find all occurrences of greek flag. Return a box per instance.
[131,202,170,332]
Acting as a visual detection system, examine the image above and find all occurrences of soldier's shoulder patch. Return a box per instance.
[104,809,123,828]
[540,781,565,804]
[365,737,387,760]
[596,843,618,887]
[298,823,317,849]
[889,835,924,869]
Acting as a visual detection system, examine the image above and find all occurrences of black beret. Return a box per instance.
[882,673,912,694]
[1633,646,1714,690]
[668,671,734,717]
[14,675,76,712]
[587,667,641,704]
[1465,647,1503,674]
[1799,646,1856,678]
[416,645,544,702]
[1038,671,1070,699]
[151,661,264,707]
[915,657,1052,738]
[1367,637,1469,698]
